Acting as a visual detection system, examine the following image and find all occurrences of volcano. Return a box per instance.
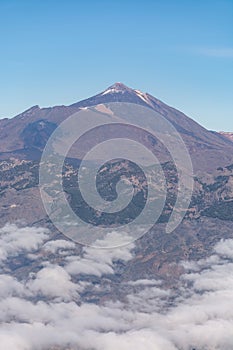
[0,83,233,173]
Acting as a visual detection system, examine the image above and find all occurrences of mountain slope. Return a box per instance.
[0,83,233,172]
[0,83,233,314]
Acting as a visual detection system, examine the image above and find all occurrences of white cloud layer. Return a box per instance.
[0,224,49,263]
[0,224,232,350]
[65,231,134,277]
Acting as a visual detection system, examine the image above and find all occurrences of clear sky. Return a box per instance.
[0,0,232,131]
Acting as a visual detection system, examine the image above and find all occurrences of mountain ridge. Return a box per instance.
[0,83,232,173]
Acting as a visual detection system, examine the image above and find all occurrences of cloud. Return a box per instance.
[0,275,25,298]
[87,330,178,350]
[192,47,233,58]
[127,279,162,286]
[214,238,233,259]
[0,224,233,349]
[27,265,80,301]
[0,224,49,264]
[65,231,135,277]
[42,239,76,254]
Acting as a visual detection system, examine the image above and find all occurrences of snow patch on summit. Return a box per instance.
[135,89,154,106]
[100,83,154,107]
[101,88,124,96]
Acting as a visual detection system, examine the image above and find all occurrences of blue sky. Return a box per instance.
[0,0,232,131]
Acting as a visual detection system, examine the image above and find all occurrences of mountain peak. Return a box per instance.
[108,82,131,90]
[69,82,156,109]
[103,83,154,106]
[102,82,133,95]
